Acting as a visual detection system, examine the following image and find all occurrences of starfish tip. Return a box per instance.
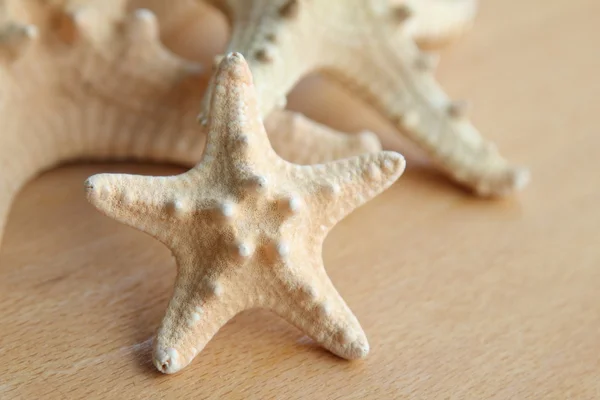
[216,52,253,85]
[83,177,95,192]
[380,151,406,177]
[512,167,531,192]
[347,336,370,360]
[83,175,104,201]
[153,346,184,374]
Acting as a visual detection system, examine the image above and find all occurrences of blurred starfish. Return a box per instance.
[202,0,529,196]
[0,0,379,248]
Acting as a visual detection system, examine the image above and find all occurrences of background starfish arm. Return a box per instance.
[84,172,187,244]
[0,3,207,250]
[202,0,320,117]
[270,259,370,360]
[264,110,381,165]
[299,151,405,231]
[325,33,528,196]
[402,0,478,50]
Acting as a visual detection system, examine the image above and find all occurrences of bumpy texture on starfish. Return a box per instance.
[85,53,406,374]
[201,0,528,197]
[0,0,380,249]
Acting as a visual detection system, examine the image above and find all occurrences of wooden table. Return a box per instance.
[1,0,598,398]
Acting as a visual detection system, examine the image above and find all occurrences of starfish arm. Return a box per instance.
[401,0,478,50]
[84,172,191,244]
[264,110,381,165]
[298,151,405,232]
[325,27,528,196]
[269,256,369,359]
[152,259,244,374]
[204,52,284,171]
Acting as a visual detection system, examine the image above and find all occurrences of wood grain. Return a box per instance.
[1,0,599,398]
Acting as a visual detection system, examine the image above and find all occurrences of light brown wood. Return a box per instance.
[1,0,598,398]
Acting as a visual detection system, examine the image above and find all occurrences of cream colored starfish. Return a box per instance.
[85,53,406,374]
[0,0,379,248]
[201,0,528,196]
[133,0,477,53]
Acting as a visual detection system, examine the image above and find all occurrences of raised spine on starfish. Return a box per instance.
[85,52,406,373]
[203,0,528,196]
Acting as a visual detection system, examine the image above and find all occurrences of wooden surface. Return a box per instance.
[1,0,599,398]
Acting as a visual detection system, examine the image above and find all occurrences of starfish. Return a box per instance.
[0,0,379,248]
[85,53,406,374]
[201,0,529,197]
[134,0,477,54]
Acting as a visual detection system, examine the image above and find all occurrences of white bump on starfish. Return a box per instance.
[276,241,290,258]
[127,8,158,39]
[120,191,136,206]
[401,110,421,130]
[243,175,269,194]
[317,301,331,317]
[367,164,381,180]
[85,53,405,373]
[219,201,236,218]
[325,183,341,198]
[236,242,253,258]
[338,328,355,345]
[167,199,188,216]
[208,281,223,297]
[188,311,202,327]
[275,95,287,110]
[302,284,318,300]
[279,195,302,216]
